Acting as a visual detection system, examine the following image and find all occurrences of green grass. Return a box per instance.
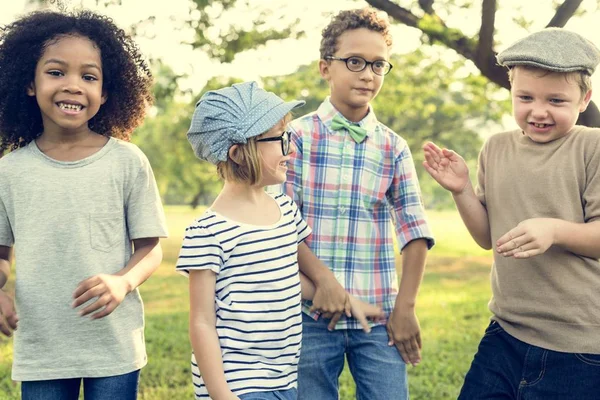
[0,209,493,400]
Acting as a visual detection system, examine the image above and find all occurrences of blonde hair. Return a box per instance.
[216,113,293,185]
[508,65,592,99]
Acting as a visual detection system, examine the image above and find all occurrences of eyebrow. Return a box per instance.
[43,58,101,71]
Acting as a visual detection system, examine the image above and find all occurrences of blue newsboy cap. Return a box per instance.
[187,81,305,164]
[497,28,600,75]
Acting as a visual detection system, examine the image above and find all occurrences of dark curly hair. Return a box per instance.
[0,10,153,151]
[320,8,393,59]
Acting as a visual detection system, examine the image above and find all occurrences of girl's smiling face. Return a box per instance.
[27,34,107,136]
[256,120,295,186]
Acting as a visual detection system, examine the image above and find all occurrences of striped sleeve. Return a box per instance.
[176,221,223,275]
[290,198,311,243]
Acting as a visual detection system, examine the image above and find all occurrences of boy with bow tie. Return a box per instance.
[283,8,434,400]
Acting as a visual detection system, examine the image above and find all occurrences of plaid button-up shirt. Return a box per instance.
[284,98,434,330]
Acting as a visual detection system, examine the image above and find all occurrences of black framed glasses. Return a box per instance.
[256,130,291,156]
[325,56,393,76]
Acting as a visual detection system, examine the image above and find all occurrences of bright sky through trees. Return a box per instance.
[2,0,599,104]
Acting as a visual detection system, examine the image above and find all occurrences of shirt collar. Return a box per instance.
[317,97,379,136]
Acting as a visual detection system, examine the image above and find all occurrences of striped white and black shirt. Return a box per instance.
[177,193,311,399]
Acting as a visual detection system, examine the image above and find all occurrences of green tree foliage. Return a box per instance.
[187,0,600,126]
[187,0,305,63]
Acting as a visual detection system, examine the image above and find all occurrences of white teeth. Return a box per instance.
[58,103,83,111]
[533,123,548,128]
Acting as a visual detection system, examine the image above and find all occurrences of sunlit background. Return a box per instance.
[1,2,600,399]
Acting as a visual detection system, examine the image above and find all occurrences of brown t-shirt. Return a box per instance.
[477,126,600,353]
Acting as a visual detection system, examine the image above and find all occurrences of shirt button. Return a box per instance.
[343,175,350,181]
[338,237,344,244]
[339,207,346,214]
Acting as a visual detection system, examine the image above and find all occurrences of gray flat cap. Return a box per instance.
[497,28,600,75]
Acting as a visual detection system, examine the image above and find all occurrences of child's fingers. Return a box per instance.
[72,284,104,308]
[356,312,371,333]
[6,312,18,330]
[78,294,111,317]
[404,337,421,366]
[0,316,13,336]
[327,312,342,331]
[73,276,101,298]
[395,342,412,365]
[90,301,117,320]
[344,294,351,318]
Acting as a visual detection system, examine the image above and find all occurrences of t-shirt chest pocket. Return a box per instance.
[90,212,124,252]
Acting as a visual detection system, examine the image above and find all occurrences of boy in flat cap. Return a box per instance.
[424,28,600,399]
[177,81,382,400]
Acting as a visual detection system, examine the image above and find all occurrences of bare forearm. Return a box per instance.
[190,323,231,399]
[452,183,492,249]
[297,242,333,282]
[395,239,428,309]
[116,238,162,293]
[299,272,315,300]
[554,220,600,259]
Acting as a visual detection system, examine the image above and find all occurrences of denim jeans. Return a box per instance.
[238,388,297,400]
[459,321,600,400]
[21,369,140,400]
[297,313,408,400]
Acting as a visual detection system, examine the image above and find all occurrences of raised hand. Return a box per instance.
[423,142,470,194]
[496,218,556,258]
[72,274,131,319]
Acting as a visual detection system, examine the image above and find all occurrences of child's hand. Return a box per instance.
[336,294,385,333]
[0,289,18,337]
[310,274,350,321]
[423,142,470,194]
[386,306,422,367]
[496,218,556,258]
[72,274,131,319]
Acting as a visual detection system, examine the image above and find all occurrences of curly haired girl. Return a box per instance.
[0,10,167,400]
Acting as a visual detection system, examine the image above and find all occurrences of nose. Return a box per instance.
[530,103,549,119]
[62,75,83,94]
[358,65,374,81]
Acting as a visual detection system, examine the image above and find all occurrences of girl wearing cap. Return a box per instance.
[175,81,382,400]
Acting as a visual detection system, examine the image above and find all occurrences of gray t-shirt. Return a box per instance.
[0,138,168,380]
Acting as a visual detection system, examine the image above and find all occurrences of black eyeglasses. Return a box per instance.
[325,56,393,76]
[255,130,292,156]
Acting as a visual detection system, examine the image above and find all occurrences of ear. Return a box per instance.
[27,82,36,97]
[101,90,108,105]
[228,144,244,166]
[319,59,331,81]
[579,90,593,112]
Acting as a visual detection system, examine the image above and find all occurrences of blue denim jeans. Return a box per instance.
[298,313,408,400]
[21,369,140,400]
[238,388,297,400]
[459,321,600,400]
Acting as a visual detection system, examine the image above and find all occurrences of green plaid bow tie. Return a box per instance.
[330,114,367,143]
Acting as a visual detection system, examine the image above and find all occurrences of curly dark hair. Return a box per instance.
[0,10,153,151]
[320,8,393,59]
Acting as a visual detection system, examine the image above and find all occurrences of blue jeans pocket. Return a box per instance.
[575,353,600,366]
